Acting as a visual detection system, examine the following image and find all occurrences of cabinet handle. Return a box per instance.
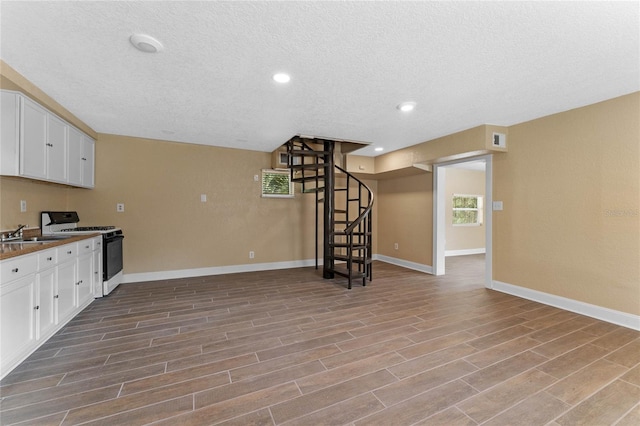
[85,245,90,249]
[34,305,39,310]
[67,251,72,254]
[82,157,87,161]
[11,268,19,273]
[47,257,53,261]
[54,295,59,299]
[46,143,53,147]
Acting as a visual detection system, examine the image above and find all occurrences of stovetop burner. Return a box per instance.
[60,226,116,232]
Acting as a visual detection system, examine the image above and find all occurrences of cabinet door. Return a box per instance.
[76,253,93,306]
[37,268,56,339]
[57,260,76,323]
[67,126,83,186]
[0,91,20,175]
[46,114,67,182]
[81,136,95,187]
[93,240,103,297]
[20,96,48,179]
[0,275,36,374]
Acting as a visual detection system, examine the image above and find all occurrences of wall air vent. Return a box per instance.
[492,132,507,148]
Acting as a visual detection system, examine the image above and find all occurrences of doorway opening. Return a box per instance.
[433,155,493,288]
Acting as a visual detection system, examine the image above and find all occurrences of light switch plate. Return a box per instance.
[493,201,503,211]
[200,194,207,202]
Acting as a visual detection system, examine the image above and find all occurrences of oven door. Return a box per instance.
[104,234,124,282]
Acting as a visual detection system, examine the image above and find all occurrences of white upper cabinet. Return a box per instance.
[45,113,68,183]
[68,127,95,188]
[20,96,48,180]
[1,90,94,188]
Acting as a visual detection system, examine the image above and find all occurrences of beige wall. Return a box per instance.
[377,173,432,265]
[65,134,325,274]
[444,167,486,252]
[0,177,70,231]
[493,93,639,315]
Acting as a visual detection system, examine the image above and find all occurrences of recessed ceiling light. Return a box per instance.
[273,73,291,83]
[130,34,164,53]
[397,101,416,112]
[375,147,384,152]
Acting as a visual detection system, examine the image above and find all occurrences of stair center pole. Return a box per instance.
[323,140,335,279]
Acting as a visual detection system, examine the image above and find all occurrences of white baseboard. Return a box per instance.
[445,248,486,257]
[375,255,433,274]
[492,280,640,331]
[123,259,319,283]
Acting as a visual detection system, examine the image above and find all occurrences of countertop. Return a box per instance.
[0,233,101,261]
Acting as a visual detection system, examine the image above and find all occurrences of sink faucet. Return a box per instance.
[2,224,27,241]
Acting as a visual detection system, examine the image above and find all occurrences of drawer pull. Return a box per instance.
[54,295,59,299]
[47,257,53,261]
[34,305,39,310]
[67,251,72,254]
[12,268,19,273]
[85,245,90,249]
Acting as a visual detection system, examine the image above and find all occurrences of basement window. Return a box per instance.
[452,194,483,226]
[261,169,293,198]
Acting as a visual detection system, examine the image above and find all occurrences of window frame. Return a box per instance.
[452,194,483,226]
[261,169,294,198]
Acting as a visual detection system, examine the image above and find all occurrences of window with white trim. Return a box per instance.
[452,194,483,226]
[261,169,293,198]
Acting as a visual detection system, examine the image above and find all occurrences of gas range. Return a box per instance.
[41,212,121,237]
[40,211,124,298]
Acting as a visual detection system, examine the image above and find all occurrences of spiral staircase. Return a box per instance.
[285,136,373,289]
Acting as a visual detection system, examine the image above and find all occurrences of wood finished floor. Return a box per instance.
[1,256,639,425]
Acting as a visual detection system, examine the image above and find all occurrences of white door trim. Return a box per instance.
[432,155,493,288]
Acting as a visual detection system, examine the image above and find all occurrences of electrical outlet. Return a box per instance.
[200,194,207,202]
[20,200,27,212]
[249,251,255,259]
[254,175,259,182]
[116,203,125,212]
[394,243,399,250]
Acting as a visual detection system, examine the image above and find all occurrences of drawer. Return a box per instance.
[57,243,77,263]
[78,239,94,256]
[1,254,37,283]
[37,248,58,271]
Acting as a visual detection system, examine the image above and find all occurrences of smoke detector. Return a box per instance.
[130,34,164,53]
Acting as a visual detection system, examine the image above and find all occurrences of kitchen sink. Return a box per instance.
[6,235,74,243]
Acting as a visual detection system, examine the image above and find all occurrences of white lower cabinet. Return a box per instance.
[0,274,36,371]
[0,236,101,379]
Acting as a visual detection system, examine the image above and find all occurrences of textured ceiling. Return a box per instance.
[1,1,638,156]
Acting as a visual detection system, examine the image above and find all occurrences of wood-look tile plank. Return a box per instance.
[615,403,640,426]
[388,344,478,380]
[194,361,326,409]
[530,330,596,358]
[356,380,477,426]
[536,343,610,379]
[604,338,640,368]
[0,385,121,425]
[464,336,540,369]
[282,392,385,426]
[374,359,477,406]
[556,380,640,426]
[120,353,258,396]
[79,395,194,426]
[461,351,547,392]
[413,407,477,426]
[456,369,558,423]
[270,370,397,424]
[320,337,413,370]
[152,382,300,426]
[545,358,628,405]
[482,391,569,426]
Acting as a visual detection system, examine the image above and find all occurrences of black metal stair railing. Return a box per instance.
[286,136,373,289]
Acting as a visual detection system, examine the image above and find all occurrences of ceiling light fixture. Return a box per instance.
[130,34,164,53]
[397,101,416,112]
[273,73,291,83]
[375,147,384,152]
